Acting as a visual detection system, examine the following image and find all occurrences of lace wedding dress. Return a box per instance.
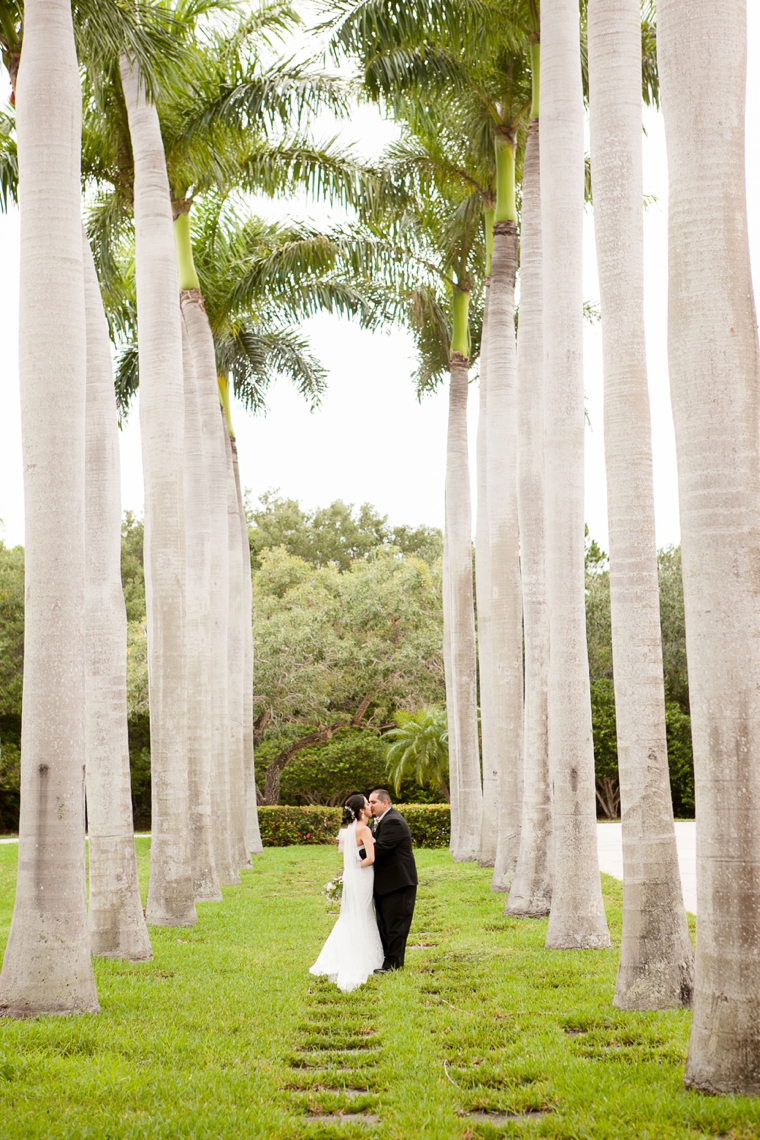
[310,820,384,992]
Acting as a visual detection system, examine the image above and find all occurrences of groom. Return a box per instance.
[368,789,418,972]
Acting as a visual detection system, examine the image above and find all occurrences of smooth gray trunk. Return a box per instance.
[180,293,239,885]
[120,54,196,927]
[506,120,553,918]
[659,0,760,1093]
[475,283,498,867]
[588,0,693,1009]
[541,0,610,949]
[83,231,152,960]
[487,221,524,894]
[444,353,482,861]
[181,316,222,901]
[0,0,99,1015]
[226,432,251,869]
[232,451,263,857]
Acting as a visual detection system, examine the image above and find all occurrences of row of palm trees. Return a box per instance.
[0,0,758,1101]
[0,0,388,1014]
[323,0,760,1097]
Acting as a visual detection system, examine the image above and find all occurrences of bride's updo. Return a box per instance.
[342,793,367,827]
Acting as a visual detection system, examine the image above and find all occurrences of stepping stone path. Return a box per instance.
[283,981,384,1135]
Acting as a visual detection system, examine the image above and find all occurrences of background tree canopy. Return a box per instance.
[0,505,694,828]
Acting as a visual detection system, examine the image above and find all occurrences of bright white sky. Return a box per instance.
[1,11,760,552]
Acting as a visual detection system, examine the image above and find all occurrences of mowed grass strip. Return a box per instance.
[0,843,759,1137]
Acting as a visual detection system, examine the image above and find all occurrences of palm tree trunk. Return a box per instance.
[179,293,239,886]
[445,330,482,861]
[588,0,693,1009]
[181,316,222,901]
[225,427,251,869]
[82,231,153,960]
[232,450,264,857]
[443,532,461,855]
[506,117,553,918]
[659,0,760,1093]
[230,439,255,866]
[475,281,498,867]
[488,215,524,893]
[0,0,99,1015]
[120,54,196,927]
[541,0,610,949]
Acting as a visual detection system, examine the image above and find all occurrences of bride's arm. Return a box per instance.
[337,829,346,853]
[357,825,375,867]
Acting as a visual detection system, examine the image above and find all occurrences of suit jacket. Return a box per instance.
[372,807,418,896]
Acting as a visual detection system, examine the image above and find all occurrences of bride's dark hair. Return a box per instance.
[342,793,367,827]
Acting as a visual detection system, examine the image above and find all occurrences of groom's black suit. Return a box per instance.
[372,807,418,970]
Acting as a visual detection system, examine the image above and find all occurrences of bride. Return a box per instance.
[310,794,384,992]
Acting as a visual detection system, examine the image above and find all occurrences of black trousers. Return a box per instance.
[374,885,417,969]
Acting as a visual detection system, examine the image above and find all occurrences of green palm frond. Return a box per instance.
[177,65,349,142]
[384,706,449,797]
[0,108,17,209]
[217,324,328,413]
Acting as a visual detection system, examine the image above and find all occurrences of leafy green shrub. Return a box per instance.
[128,715,152,830]
[395,804,450,847]
[258,806,342,846]
[255,728,448,807]
[0,739,20,834]
[589,678,695,820]
[257,804,450,847]
[590,679,619,819]
[665,702,694,817]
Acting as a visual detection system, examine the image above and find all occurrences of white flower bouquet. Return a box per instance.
[323,874,343,906]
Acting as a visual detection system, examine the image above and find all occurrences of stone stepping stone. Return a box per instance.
[304,1114,380,1125]
[462,1110,550,1125]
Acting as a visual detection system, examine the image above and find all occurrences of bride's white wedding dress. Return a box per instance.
[310,820,384,992]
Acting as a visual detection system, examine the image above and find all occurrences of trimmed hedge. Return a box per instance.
[257,804,450,848]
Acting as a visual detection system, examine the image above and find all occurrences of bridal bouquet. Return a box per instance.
[323,874,343,906]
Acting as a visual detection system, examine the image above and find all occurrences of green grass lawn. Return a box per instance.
[0,842,759,1139]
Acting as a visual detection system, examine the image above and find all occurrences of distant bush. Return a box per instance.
[258,804,450,848]
[589,678,695,820]
[258,806,342,846]
[255,728,448,807]
[395,804,450,847]
[665,703,695,818]
[0,740,20,834]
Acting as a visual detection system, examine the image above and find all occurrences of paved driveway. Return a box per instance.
[597,821,696,914]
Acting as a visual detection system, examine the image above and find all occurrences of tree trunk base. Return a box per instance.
[614,957,693,1011]
[546,931,612,950]
[193,882,223,903]
[0,1000,100,1019]
[146,914,198,928]
[217,870,241,887]
[504,900,551,918]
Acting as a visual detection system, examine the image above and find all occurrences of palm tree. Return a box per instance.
[541,0,609,950]
[483,59,530,893]
[474,269,497,865]
[380,130,486,861]
[222,397,249,872]
[323,0,531,882]
[85,9,386,877]
[587,0,692,1007]
[659,0,760,1094]
[0,0,98,1014]
[120,53,196,928]
[180,312,224,898]
[385,707,450,800]
[84,230,153,958]
[506,20,553,918]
